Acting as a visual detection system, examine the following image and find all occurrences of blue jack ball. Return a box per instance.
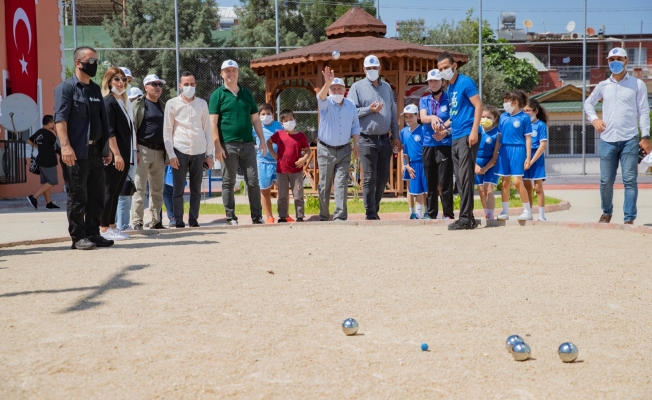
[421,343,428,351]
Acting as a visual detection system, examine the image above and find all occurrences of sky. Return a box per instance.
[218,0,652,38]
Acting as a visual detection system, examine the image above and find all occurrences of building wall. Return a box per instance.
[0,0,65,199]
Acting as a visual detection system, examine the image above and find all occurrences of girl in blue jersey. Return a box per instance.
[523,98,549,221]
[496,90,534,221]
[475,106,501,220]
[254,103,283,224]
[399,104,427,219]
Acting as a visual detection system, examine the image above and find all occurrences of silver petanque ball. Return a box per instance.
[506,335,525,353]
[342,318,359,335]
[558,342,579,363]
[511,342,531,361]
[332,50,341,60]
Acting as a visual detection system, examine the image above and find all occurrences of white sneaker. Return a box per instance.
[227,220,239,226]
[497,212,509,221]
[101,228,125,241]
[539,217,547,221]
[114,228,130,238]
[517,211,533,221]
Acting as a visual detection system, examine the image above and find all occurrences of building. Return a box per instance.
[216,7,238,30]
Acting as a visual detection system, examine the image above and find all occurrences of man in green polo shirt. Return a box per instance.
[209,59,267,225]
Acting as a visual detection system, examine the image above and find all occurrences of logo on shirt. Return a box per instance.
[532,131,538,138]
[89,97,101,102]
[414,135,421,142]
[513,120,521,128]
[440,105,448,113]
[485,137,492,144]
[450,92,458,109]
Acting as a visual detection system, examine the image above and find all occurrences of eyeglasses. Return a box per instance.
[112,77,128,83]
[148,82,163,88]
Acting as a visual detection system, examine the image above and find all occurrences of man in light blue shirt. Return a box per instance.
[316,68,361,221]
[585,47,651,224]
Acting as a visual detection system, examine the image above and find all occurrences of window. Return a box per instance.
[547,121,597,157]
[626,48,647,67]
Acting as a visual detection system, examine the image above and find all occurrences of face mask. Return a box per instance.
[260,115,273,125]
[283,120,296,131]
[609,60,625,74]
[330,94,344,103]
[431,87,442,96]
[440,67,455,80]
[480,117,493,130]
[111,86,125,96]
[503,102,515,114]
[79,61,98,78]
[365,69,379,81]
[529,114,536,122]
[182,86,195,98]
[127,84,132,92]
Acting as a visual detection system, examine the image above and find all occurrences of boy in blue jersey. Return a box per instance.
[475,106,501,220]
[254,103,283,224]
[495,91,534,221]
[419,69,454,219]
[436,52,483,230]
[523,98,549,221]
[400,104,427,219]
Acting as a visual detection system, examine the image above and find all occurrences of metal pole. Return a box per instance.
[581,0,587,174]
[174,0,180,95]
[478,0,483,98]
[275,0,281,119]
[72,0,78,49]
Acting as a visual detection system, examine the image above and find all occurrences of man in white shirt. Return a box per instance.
[585,47,651,224]
[164,71,214,228]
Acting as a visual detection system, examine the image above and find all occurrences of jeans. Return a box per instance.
[163,184,174,221]
[423,145,454,219]
[66,144,105,242]
[172,149,204,226]
[116,159,137,230]
[317,143,351,221]
[452,136,479,225]
[221,142,262,221]
[599,137,638,221]
[359,135,393,217]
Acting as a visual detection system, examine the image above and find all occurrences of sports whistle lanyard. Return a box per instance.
[430,96,441,117]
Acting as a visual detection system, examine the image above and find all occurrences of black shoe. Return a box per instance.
[375,214,381,220]
[175,221,186,228]
[252,217,265,224]
[88,235,114,247]
[26,195,37,209]
[364,215,375,220]
[278,217,288,223]
[448,221,475,230]
[151,222,167,229]
[71,238,97,250]
[296,217,304,222]
[133,223,144,231]
[189,223,200,227]
[45,202,60,210]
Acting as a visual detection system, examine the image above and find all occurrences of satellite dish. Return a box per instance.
[0,93,38,132]
[566,21,576,33]
[586,27,596,35]
[523,19,533,29]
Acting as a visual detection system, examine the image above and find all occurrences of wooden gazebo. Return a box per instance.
[250,7,468,196]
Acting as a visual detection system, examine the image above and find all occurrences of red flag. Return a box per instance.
[4,0,39,101]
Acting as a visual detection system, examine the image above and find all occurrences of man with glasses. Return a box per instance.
[585,47,651,224]
[131,74,167,230]
[54,46,113,250]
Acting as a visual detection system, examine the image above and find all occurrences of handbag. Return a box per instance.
[120,175,137,196]
[28,148,40,175]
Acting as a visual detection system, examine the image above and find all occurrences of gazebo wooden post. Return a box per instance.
[396,57,406,197]
[264,68,273,104]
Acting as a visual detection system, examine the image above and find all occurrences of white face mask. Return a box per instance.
[283,120,296,131]
[330,94,344,103]
[365,69,379,81]
[260,115,273,125]
[127,84,132,92]
[182,86,195,98]
[111,86,125,96]
[529,114,536,122]
[503,102,515,114]
[440,67,455,80]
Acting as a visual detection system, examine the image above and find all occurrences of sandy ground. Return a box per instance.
[1,223,652,399]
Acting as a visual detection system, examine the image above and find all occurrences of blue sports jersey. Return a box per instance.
[476,126,500,159]
[530,120,548,149]
[400,125,425,162]
[446,74,479,140]
[419,92,452,147]
[498,111,533,146]
[254,120,283,163]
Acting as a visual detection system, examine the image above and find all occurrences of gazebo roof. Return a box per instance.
[326,6,386,39]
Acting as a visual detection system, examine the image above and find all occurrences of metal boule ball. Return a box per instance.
[332,50,341,60]
[506,335,524,353]
[511,342,531,361]
[342,318,358,335]
[558,342,579,363]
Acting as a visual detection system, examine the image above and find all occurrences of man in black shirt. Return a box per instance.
[26,115,60,210]
[131,74,167,230]
[54,46,113,250]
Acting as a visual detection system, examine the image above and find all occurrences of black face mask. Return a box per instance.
[79,61,98,78]
[431,88,442,96]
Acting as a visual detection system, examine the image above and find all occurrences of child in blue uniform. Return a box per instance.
[523,98,549,221]
[254,103,283,224]
[400,104,427,219]
[475,105,501,220]
[496,90,534,221]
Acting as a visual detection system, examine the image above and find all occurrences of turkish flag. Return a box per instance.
[4,0,38,101]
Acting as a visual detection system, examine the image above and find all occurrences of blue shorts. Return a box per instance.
[496,145,526,177]
[258,161,277,189]
[402,161,427,195]
[474,156,499,185]
[524,154,546,180]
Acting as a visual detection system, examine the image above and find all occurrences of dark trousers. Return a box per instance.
[359,135,393,217]
[66,144,105,242]
[101,163,129,226]
[423,146,454,219]
[172,149,204,226]
[221,142,262,221]
[452,136,479,224]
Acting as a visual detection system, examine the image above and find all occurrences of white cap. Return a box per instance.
[128,87,143,100]
[607,47,627,59]
[221,59,239,69]
[119,67,133,78]
[143,74,166,85]
[401,104,419,115]
[363,55,380,68]
[426,69,442,81]
[331,77,345,87]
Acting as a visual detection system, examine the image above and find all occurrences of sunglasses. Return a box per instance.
[148,82,163,88]
[112,77,128,83]
[78,58,97,64]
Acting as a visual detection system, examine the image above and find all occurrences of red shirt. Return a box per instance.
[270,130,309,174]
